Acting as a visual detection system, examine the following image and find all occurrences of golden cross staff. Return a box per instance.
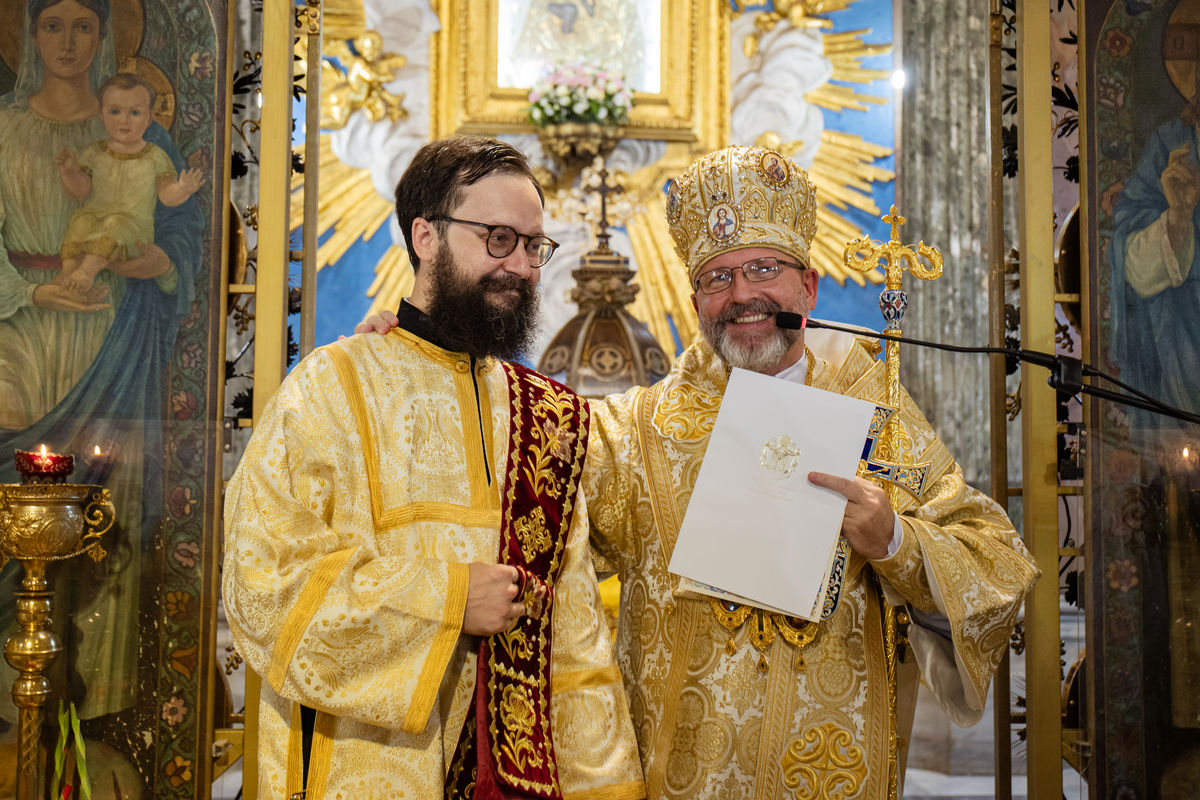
[843,205,943,800]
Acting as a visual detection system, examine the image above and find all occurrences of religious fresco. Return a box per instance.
[1087,0,1200,795]
[0,0,228,794]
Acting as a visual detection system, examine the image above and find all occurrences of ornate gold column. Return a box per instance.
[1015,1,1062,797]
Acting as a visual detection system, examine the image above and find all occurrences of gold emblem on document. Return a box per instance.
[760,435,803,478]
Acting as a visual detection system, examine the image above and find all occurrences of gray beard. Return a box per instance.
[699,298,799,374]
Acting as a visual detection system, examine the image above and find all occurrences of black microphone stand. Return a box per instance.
[774,312,1200,426]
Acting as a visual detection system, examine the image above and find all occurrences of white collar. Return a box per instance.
[772,352,809,384]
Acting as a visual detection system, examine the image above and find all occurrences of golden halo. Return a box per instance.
[0,0,144,79]
[118,55,175,130]
[1164,0,1200,101]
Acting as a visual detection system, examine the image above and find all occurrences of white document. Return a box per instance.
[667,368,876,620]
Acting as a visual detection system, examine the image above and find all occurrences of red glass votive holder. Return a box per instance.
[14,448,75,485]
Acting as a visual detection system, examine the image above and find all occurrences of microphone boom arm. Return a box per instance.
[775,313,1200,426]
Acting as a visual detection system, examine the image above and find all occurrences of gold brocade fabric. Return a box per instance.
[585,338,1038,800]
[223,329,645,800]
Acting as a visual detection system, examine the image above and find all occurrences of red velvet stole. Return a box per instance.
[445,363,589,800]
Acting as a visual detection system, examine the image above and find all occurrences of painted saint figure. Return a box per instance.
[710,205,736,240]
[57,72,205,293]
[0,0,203,727]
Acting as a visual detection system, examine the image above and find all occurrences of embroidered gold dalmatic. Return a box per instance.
[223,329,645,800]
[585,338,1039,800]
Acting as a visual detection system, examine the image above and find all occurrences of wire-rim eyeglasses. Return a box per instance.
[694,256,809,295]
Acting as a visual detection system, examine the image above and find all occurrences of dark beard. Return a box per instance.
[424,243,541,360]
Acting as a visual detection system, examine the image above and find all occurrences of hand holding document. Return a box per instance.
[667,368,876,620]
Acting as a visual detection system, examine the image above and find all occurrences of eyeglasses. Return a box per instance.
[694,256,808,295]
[430,216,560,268]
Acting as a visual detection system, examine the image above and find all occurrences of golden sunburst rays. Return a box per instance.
[817,28,893,101]
[809,129,894,287]
[800,20,895,288]
[626,192,700,353]
[289,134,413,318]
[741,20,894,290]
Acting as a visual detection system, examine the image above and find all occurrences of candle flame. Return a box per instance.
[1186,447,1191,459]
[39,444,47,457]
[94,445,102,456]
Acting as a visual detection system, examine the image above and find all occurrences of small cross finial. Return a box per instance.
[881,205,906,241]
[583,161,624,251]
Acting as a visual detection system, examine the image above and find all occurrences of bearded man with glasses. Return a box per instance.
[356,144,1038,799]
[581,145,1038,799]
[223,136,644,799]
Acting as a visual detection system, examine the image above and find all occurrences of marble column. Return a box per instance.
[896,0,1003,488]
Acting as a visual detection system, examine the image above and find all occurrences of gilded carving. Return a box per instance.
[316,32,409,129]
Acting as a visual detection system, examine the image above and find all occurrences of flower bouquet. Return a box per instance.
[527,62,632,177]
[526,62,633,127]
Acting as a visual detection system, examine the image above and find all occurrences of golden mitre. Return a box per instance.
[665,145,818,277]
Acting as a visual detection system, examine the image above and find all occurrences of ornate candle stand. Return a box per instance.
[0,481,113,800]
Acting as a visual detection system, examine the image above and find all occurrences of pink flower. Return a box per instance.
[161,695,187,726]
[1106,559,1138,592]
[169,486,197,518]
[174,541,200,568]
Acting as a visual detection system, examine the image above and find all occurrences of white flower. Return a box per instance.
[527,61,633,126]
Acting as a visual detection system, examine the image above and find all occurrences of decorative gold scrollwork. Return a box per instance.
[780,721,866,800]
[513,508,552,559]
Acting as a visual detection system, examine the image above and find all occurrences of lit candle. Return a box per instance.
[83,441,119,478]
[85,443,114,477]
[14,445,75,485]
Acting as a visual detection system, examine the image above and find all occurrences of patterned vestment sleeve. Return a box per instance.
[222,347,471,733]
[583,386,649,571]
[870,433,1039,722]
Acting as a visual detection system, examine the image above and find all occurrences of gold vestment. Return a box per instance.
[585,337,1038,800]
[224,329,645,799]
